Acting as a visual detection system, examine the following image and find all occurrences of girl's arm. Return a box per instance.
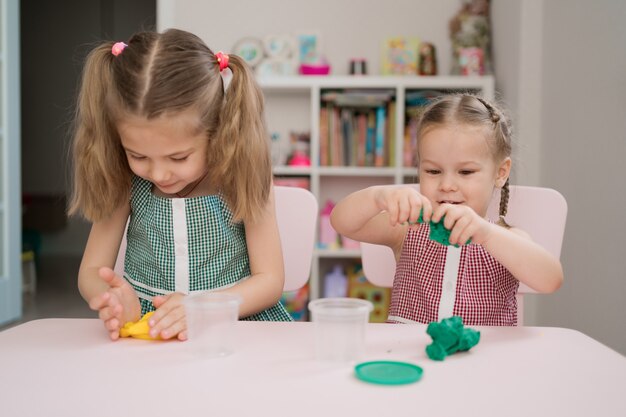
[78,203,141,339]
[434,204,563,293]
[78,203,131,301]
[224,183,285,317]
[331,185,432,255]
[481,225,563,293]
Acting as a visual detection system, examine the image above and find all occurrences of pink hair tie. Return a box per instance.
[111,42,128,57]
[215,51,229,72]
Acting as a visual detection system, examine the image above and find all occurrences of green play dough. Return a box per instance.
[425,316,480,361]
[408,210,471,247]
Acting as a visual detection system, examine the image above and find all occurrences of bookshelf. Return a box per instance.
[260,75,495,301]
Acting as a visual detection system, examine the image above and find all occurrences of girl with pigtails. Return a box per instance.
[331,94,563,326]
[70,28,291,341]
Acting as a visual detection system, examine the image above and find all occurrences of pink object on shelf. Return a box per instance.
[299,64,331,75]
[288,150,311,166]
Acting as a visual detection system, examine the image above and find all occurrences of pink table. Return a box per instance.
[1,319,624,416]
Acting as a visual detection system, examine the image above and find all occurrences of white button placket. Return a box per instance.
[437,245,462,320]
[172,198,190,295]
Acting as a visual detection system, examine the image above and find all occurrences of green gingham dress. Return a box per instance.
[123,176,292,321]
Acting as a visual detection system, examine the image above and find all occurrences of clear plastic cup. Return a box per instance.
[308,297,373,362]
[184,292,241,358]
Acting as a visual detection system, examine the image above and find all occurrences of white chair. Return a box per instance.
[114,186,318,292]
[360,185,568,324]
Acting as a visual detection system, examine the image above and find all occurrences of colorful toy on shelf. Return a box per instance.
[449,0,493,75]
[281,284,309,321]
[381,37,420,75]
[297,33,330,75]
[299,62,331,75]
[425,316,480,361]
[418,42,438,75]
[287,149,311,166]
[323,264,348,298]
[347,263,391,323]
[458,47,484,76]
[286,131,311,167]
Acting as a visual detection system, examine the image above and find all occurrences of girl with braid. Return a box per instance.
[69,29,291,341]
[331,94,562,325]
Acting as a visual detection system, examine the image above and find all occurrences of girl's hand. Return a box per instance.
[149,293,187,341]
[374,186,433,227]
[88,267,141,340]
[432,203,494,246]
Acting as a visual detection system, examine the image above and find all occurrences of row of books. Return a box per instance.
[319,89,445,168]
[402,90,445,167]
[319,90,396,167]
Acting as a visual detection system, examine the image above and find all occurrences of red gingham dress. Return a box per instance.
[388,223,519,326]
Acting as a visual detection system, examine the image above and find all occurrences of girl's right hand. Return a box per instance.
[374,186,433,227]
[88,267,141,340]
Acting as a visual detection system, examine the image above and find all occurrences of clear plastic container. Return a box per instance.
[184,292,241,358]
[308,297,373,362]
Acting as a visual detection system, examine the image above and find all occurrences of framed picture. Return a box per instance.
[298,33,319,65]
[255,57,297,77]
[263,34,297,59]
[381,37,420,75]
[232,37,265,68]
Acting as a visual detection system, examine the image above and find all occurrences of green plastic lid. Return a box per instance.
[354,361,423,385]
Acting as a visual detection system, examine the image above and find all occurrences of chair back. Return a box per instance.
[360,185,567,322]
[274,186,318,291]
[114,186,318,292]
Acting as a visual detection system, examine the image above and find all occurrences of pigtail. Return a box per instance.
[68,42,132,222]
[209,54,272,223]
[497,178,511,228]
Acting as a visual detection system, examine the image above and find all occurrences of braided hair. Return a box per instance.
[475,96,512,228]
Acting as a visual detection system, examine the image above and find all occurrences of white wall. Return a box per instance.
[537,0,626,354]
[491,0,544,324]
[160,0,626,354]
[494,0,626,353]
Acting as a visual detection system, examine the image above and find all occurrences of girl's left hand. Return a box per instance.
[148,293,187,340]
[432,203,495,246]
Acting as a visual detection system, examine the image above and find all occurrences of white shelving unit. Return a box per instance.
[260,75,495,300]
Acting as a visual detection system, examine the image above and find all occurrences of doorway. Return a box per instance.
[13,0,156,328]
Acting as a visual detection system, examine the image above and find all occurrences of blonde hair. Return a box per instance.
[416,94,513,227]
[68,29,271,223]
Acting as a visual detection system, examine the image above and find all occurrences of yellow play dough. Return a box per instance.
[119,311,160,340]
